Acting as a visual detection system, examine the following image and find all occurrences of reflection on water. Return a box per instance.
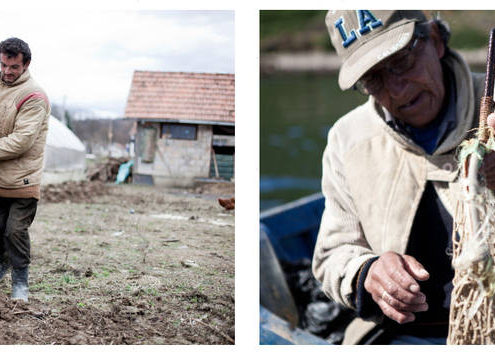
[260,73,366,210]
[260,176,321,193]
[259,176,321,210]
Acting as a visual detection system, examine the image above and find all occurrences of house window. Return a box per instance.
[161,123,197,140]
[212,125,234,136]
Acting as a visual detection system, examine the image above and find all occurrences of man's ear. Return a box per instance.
[429,22,445,60]
[24,59,30,70]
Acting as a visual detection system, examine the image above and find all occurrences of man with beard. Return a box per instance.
[0,37,50,302]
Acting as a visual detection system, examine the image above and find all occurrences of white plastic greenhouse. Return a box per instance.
[42,116,86,184]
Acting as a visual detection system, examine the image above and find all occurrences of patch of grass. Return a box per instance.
[144,287,159,296]
[217,307,229,315]
[95,270,110,278]
[62,274,78,284]
[31,282,57,295]
[196,285,205,292]
[101,266,115,273]
[174,283,193,293]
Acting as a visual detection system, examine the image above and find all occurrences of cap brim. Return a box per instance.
[338,21,416,90]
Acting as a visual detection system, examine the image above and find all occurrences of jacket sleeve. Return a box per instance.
[312,127,378,310]
[0,97,48,160]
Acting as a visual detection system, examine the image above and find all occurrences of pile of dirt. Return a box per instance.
[191,182,235,197]
[87,157,129,182]
[41,179,234,205]
[41,181,108,203]
[0,292,234,344]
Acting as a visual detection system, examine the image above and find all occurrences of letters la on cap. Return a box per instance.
[326,10,427,90]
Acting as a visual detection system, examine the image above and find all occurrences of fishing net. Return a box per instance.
[447,27,495,345]
[448,132,495,344]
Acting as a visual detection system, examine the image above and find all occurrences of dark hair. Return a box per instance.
[0,38,31,65]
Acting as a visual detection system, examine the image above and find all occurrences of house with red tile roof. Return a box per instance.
[125,71,234,186]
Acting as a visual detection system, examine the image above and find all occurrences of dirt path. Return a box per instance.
[0,183,234,344]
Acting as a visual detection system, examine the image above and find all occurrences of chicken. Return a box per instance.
[218,197,235,210]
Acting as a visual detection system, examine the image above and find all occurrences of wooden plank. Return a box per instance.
[211,148,219,178]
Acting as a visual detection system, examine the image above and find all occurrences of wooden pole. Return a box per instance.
[212,148,219,178]
[478,28,495,143]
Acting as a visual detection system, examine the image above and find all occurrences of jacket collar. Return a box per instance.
[0,69,30,88]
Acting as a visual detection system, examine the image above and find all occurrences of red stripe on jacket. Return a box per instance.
[16,92,49,111]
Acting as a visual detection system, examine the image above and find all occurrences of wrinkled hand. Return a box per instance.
[480,113,495,189]
[364,251,429,324]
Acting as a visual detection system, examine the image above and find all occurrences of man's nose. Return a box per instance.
[383,73,409,99]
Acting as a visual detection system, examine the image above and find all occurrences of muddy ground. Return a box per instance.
[0,181,235,344]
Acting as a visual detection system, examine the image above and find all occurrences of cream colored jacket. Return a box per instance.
[0,70,50,189]
[312,50,484,344]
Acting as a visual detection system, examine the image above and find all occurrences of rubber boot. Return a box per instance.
[0,259,10,281]
[11,267,28,302]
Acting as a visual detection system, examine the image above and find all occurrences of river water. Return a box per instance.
[260,73,366,210]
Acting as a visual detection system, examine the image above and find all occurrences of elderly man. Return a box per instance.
[312,10,494,344]
[0,38,50,301]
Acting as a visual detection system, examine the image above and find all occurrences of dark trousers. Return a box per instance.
[0,198,37,269]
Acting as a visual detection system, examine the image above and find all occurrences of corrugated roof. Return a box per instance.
[124,71,235,124]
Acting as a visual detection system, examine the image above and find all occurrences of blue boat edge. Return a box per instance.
[260,192,331,345]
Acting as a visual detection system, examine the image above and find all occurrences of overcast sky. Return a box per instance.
[0,10,234,118]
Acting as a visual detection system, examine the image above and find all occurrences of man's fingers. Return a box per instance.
[364,252,430,323]
[379,275,427,305]
[378,253,425,295]
[376,287,428,312]
[375,297,415,324]
[402,255,430,282]
[387,266,422,294]
[366,252,427,304]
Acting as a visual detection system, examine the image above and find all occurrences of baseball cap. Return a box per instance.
[326,10,427,90]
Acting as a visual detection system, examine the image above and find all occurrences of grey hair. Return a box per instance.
[415,12,451,46]
[414,17,451,59]
[432,16,451,47]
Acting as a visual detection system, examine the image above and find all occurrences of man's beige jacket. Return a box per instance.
[312,50,484,344]
[0,69,50,190]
